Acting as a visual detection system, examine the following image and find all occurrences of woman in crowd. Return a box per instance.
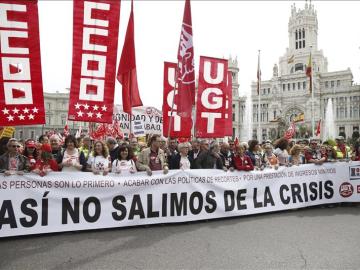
[233,144,254,171]
[61,135,86,172]
[38,135,49,145]
[246,140,264,170]
[169,142,192,170]
[32,144,59,176]
[87,140,111,175]
[23,139,39,167]
[273,138,290,166]
[262,143,279,169]
[289,144,305,166]
[112,145,136,174]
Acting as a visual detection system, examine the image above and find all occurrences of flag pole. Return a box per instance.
[310,46,314,138]
[258,50,261,141]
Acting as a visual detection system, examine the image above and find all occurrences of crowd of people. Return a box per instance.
[0,133,359,177]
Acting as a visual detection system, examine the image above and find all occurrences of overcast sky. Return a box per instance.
[38,1,360,110]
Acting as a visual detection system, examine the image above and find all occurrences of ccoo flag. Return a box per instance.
[117,0,143,115]
[176,0,195,117]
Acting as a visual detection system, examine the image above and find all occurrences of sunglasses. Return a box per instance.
[10,145,20,148]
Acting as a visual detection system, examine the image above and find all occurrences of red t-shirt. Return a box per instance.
[32,159,59,172]
[149,150,162,171]
[233,155,254,171]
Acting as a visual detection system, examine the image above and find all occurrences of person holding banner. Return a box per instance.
[0,139,29,175]
[195,141,225,170]
[61,135,86,172]
[87,141,111,176]
[246,140,264,170]
[49,135,64,167]
[220,143,233,170]
[31,144,59,176]
[289,144,305,166]
[273,138,290,166]
[112,145,137,174]
[304,138,327,165]
[169,142,192,170]
[233,144,254,171]
[188,139,201,169]
[23,139,39,167]
[262,143,279,169]
[137,135,168,176]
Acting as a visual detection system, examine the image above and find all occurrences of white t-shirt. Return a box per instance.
[180,156,191,170]
[62,149,81,172]
[274,148,289,165]
[112,159,136,174]
[87,155,110,172]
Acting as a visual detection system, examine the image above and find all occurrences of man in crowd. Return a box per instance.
[195,141,225,170]
[304,138,327,165]
[106,137,120,163]
[166,138,178,161]
[188,139,201,169]
[220,142,233,170]
[0,138,29,175]
[79,136,92,162]
[334,136,351,160]
[137,134,168,176]
[50,134,63,167]
[228,139,235,155]
[130,137,141,158]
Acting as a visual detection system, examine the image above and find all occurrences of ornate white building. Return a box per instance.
[14,90,89,140]
[239,2,360,142]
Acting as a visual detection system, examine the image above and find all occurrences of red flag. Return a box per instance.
[176,0,195,117]
[117,0,143,115]
[306,53,312,94]
[63,122,70,137]
[162,62,192,138]
[316,119,321,136]
[68,0,121,123]
[0,1,45,127]
[284,122,295,140]
[195,56,228,138]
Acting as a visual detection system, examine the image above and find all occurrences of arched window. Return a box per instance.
[299,41,302,49]
[299,29,301,39]
[295,42,298,49]
[303,40,305,48]
[295,30,298,40]
[302,28,305,38]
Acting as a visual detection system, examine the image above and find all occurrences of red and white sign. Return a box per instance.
[0,1,45,126]
[162,62,192,138]
[195,56,228,138]
[68,0,121,123]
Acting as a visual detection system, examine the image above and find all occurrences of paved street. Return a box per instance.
[0,205,359,270]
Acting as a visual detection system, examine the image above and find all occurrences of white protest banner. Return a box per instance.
[113,105,162,135]
[0,162,359,238]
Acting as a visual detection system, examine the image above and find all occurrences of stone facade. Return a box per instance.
[14,90,89,140]
[239,3,360,142]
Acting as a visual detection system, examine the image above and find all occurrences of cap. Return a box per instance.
[25,140,36,148]
[41,144,52,153]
